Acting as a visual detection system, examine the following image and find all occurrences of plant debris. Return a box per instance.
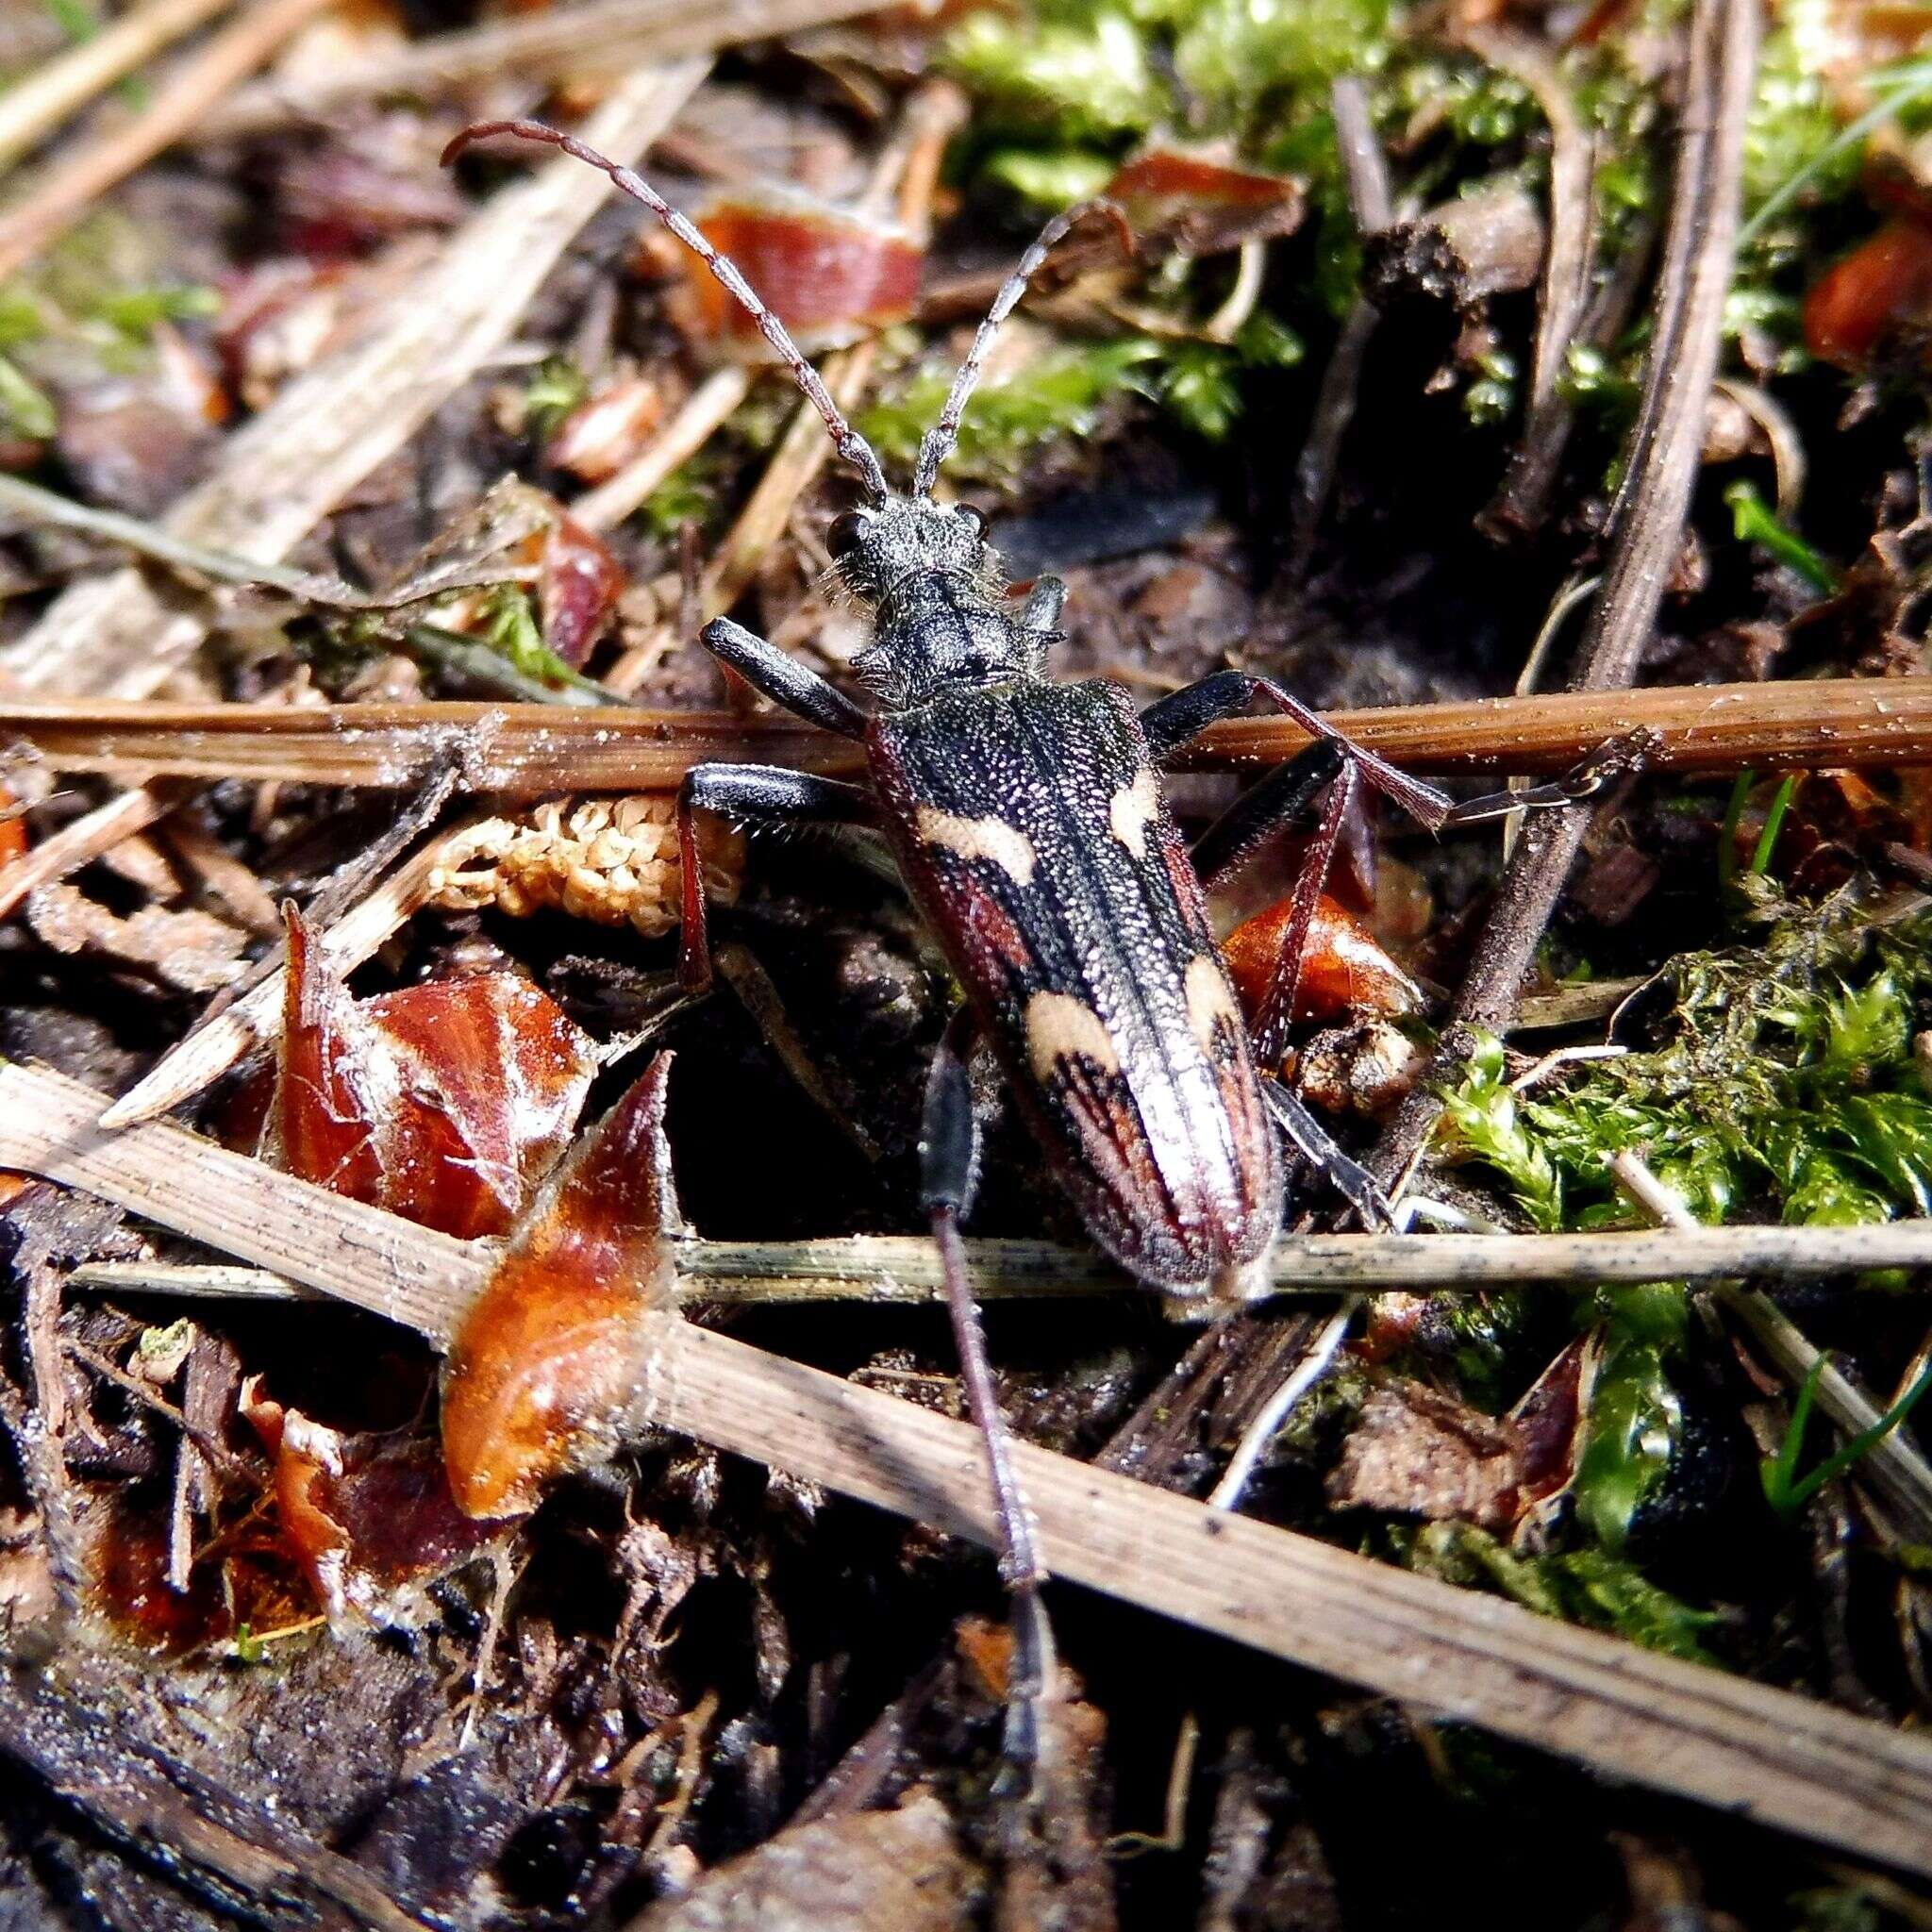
[5,0,1932,1924]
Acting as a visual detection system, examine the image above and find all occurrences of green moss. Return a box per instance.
[1171,0,1393,133]
[1403,1522,1722,1663]
[942,10,1164,147]
[1438,890,1932,1236]
[858,338,1164,483]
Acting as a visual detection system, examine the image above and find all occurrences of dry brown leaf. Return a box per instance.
[1326,1380,1526,1530]
[629,1789,981,1931]
[24,883,247,993]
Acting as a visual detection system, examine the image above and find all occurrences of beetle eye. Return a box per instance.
[955,503,988,541]
[827,509,868,559]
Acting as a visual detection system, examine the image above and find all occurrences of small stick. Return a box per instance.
[7,1060,1932,1875]
[0,780,182,922]
[1467,25,1598,536]
[8,676,1932,794]
[1609,1148,1932,1539]
[198,0,887,142]
[1370,0,1763,1196]
[63,1209,1932,1308]
[1286,76,1397,577]
[0,0,234,176]
[0,0,335,285]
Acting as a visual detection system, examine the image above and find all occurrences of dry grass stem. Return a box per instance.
[0,0,235,176]
[4,1061,1931,1874]
[67,1214,1932,1313]
[0,0,335,285]
[199,0,886,142]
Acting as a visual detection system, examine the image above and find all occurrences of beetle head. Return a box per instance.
[825,494,995,604]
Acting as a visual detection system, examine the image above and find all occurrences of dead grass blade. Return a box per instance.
[0,0,235,176]
[7,677,1932,792]
[6,1059,1932,1876]
[68,1214,1932,1307]
[0,0,335,285]
[200,0,888,142]
[0,58,708,702]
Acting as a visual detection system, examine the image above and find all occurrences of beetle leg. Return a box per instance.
[675,765,874,991]
[1017,574,1066,636]
[1186,737,1345,890]
[1431,730,1653,825]
[1146,671,1652,836]
[1142,668,1456,830]
[921,1016,1057,1794]
[700,615,869,737]
[1263,1076,1396,1230]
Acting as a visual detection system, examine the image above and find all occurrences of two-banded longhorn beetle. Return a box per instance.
[445,121,1627,1785]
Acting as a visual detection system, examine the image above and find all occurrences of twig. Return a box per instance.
[198,0,887,142]
[1286,76,1397,578]
[5,1061,1932,1874]
[0,58,709,702]
[1609,1149,1932,1539]
[66,1208,1932,1314]
[0,0,234,176]
[0,0,335,286]
[8,676,1931,795]
[1371,0,1763,1195]
[0,779,184,921]
[1468,26,1598,537]
[62,1336,251,1479]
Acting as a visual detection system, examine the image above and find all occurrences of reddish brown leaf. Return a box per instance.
[275,908,596,1238]
[1804,217,1932,367]
[1221,893,1423,1029]
[1105,143,1305,256]
[666,195,923,355]
[441,1052,683,1519]
[534,511,626,666]
[242,1379,506,1622]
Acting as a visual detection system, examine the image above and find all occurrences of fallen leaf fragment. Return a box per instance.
[1327,1380,1527,1531]
[275,907,597,1238]
[632,1789,979,1932]
[242,1378,508,1624]
[1104,143,1306,256]
[441,1052,685,1519]
[661,192,923,356]
[1221,892,1423,1030]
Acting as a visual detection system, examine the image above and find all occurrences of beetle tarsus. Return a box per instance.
[1264,1078,1397,1230]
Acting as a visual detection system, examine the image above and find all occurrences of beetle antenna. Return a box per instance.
[912,197,1130,497]
[444,120,891,504]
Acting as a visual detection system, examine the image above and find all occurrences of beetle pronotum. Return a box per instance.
[444,120,1624,1785]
